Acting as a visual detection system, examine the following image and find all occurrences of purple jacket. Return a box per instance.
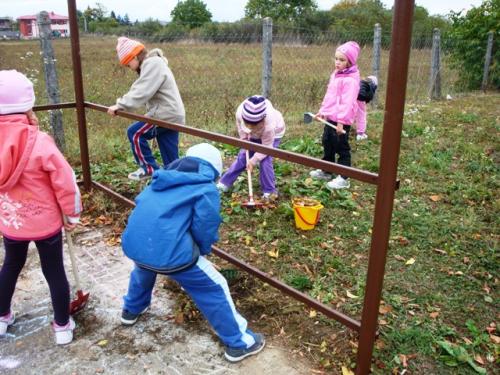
[235,99,286,165]
[319,66,360,126]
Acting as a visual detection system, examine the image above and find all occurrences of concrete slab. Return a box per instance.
[0,227,311,374]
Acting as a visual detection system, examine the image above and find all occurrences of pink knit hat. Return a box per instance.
[0,70,35,115]
[116,37,145,65]
[241,95,267,124]
[336,41,360,65]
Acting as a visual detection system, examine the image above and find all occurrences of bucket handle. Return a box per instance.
[295,206,321,226]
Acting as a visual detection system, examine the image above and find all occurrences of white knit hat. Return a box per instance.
[0,70,35,115]
[186,143,223,176]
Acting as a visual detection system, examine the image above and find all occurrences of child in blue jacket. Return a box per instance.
[120,143,265,362]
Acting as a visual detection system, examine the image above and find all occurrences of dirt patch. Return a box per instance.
[0,227,312,374]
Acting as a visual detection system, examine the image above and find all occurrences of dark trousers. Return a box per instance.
[322,124,351,179]
[0,232,70,325]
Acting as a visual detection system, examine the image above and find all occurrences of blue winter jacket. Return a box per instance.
[121,157,221,274]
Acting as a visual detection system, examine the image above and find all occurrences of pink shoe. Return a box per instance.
[52,317,76,345]
[0,311,15,336]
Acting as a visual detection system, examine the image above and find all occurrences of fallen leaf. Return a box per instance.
[462,337,473,345]
[429,195,441,202]
[429,311,440,319]
[174,312,184,324]
[341,366,354,375]
[474,354,485,365]
[267,249,279,259]
[490,334,500,344]
[244,235,252,246]
[394,255,406,261]
[97,339,108,347]
[379,319,388,325]
[433,248,447,255]
[399,354,408,368]
[405,258,416,265]
[379,305,393,315]
[309,310,317,318]
[346,290,359,299]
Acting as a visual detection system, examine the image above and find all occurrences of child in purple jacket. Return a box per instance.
[217,95,286,199]
[310,41,361,190]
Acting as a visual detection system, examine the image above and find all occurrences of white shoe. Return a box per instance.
[216,182,230,193]
[262,192,278,201]
[128,167,151,181]
[326,176,350,190]
[356,133,368,141]
[0,311,15,335]
[53,317,76,345]
[309,169,332,180]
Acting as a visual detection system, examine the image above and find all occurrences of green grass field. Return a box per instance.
[1,37,498,374]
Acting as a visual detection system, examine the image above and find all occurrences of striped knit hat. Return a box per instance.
[241,95,267,124]
[116,37,145,65]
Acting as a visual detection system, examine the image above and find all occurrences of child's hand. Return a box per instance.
[246,161,254,173]
[64,222,78,232]
[336,123,345,135]
[107,104,119,116]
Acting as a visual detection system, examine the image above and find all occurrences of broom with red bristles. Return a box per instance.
[64,218,89,315]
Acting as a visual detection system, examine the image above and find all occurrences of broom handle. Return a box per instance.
[246,150,254,202]
[64,218,82,291]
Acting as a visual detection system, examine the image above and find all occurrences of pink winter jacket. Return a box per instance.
[0,114,82,240]
[319,66,360,126]
[235,99,286,165]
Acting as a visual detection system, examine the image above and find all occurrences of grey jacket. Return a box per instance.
[116,49,185,124]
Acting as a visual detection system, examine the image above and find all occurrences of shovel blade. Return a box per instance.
[303,112,314,124]
[69,290,90,315]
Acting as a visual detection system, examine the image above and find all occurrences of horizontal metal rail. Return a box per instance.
[212,245,361,332]
[85,102,382,186]
[92,181,136,207]
[33,102,77,111]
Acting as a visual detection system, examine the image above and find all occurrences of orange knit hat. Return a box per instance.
[116,37,145,65]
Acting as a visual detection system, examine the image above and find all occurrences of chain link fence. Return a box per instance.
[100,20,495,113]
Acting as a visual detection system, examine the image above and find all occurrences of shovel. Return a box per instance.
[242,149,263,209]
[64,219,90,315]
[303,112,346,134]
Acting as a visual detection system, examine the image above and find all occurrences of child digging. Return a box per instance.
[120,143,265,362]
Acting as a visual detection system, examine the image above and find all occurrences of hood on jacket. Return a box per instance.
[151,157,218,191]
[147,48,169,65]
[0,114,38,189]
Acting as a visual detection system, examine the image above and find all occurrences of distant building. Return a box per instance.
[17,12,70,38]
[0,17,20,39]
[0,17,13,30]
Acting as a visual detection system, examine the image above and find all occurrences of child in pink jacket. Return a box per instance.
[216,95,286,199]
[0,70,82,345]
[309,41,361,190]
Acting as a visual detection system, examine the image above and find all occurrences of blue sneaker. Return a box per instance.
[120,306,149,326]
[224,333,266,362]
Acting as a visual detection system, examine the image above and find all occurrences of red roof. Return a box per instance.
[17,12,68,21]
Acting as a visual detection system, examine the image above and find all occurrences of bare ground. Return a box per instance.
[0,227,313,374]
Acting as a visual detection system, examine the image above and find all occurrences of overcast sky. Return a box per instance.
[1,1,485,22]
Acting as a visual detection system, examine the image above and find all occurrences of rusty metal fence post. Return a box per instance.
[67,0,91,190]
[356,1,415,373]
